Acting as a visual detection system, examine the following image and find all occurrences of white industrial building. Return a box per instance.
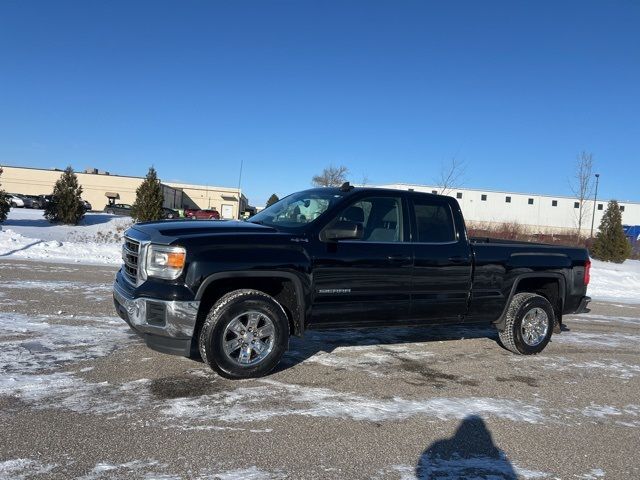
[381,183,640,236]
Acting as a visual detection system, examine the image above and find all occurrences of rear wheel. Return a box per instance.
[199,289,289,379]
[499,293,554,355]
[106,209,114,214]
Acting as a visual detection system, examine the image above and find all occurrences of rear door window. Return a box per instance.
[412,198,456,243]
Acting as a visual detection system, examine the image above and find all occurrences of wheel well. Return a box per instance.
[514,277,562,323]
[192,276,301,353]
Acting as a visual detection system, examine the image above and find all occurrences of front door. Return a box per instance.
[309,194,413,328]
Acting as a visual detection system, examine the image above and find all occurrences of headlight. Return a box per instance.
[144,245,186,280]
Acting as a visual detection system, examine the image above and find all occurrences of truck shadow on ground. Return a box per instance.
[279,323,500,372]
[415,414,518,479]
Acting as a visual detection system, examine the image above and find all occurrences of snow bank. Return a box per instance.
[0,209,128,265]
[589,259,640,304]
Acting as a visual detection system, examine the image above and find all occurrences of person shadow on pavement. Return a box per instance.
[415,414,518,479]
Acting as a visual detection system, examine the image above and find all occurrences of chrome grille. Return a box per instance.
[122,237,140,284]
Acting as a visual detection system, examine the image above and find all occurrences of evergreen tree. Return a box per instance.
[44,166,85,225]
[0,167,10,223]
[131,167,164,222]
[266,193,279,207]
[591,200,632,263]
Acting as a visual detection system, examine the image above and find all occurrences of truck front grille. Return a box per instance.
[122,237,140,284]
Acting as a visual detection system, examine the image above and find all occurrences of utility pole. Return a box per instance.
[590,173,600,238]
[237,159,244,219]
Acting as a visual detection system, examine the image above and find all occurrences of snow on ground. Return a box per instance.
[0,459,57,479]
[5,310,638,430]
[0,208,128,265]
[376,462,602,480]
[0,458,285,480]
[589,259,640,304]
[0,208,132,243]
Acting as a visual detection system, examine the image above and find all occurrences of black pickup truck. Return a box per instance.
[113,185,591,378]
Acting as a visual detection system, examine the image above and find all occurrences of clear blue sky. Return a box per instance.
[1,0,638,206]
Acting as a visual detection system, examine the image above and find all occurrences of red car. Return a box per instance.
[185,208,220,220]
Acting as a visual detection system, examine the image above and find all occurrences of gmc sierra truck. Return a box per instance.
[113,185,591,379]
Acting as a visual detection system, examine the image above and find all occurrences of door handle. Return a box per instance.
[388,255,412,263]
[448,256,468,264]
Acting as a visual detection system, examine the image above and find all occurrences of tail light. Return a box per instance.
[584,259,591,286]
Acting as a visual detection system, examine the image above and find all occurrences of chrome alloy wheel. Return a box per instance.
[222,311,275,366]
[521,307,549,346]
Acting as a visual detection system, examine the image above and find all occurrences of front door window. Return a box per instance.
[327,196,404,242]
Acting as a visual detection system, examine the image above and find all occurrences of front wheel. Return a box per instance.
[499,293,554,355]
[199,289,289,379]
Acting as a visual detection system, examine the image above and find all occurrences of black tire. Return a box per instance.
[199,289,289,379]
[10,202,16,208]
[106,209,114,214]
[498,293,554,355]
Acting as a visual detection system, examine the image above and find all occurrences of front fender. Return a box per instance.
[193,269,311,336]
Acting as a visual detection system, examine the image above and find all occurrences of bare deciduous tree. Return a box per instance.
[435,158,466,195]
[312,165,349,187]
[570,151,595,236]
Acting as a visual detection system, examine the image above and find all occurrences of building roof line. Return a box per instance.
[2,164,238,193]
[384,182,639,205]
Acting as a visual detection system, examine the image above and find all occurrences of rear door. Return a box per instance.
[409,194,472,322]
[309,193,413,327]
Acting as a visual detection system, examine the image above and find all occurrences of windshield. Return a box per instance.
[250,190,346,229]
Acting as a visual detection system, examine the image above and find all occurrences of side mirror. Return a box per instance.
[322,221,363,241]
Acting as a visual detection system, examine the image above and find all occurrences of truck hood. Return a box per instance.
[128,220,278,244]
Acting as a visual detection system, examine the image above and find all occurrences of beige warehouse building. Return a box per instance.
[1,165,248,219]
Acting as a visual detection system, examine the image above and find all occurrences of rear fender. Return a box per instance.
[493,272,566,331]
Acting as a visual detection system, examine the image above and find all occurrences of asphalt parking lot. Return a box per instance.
[0,259,639,479]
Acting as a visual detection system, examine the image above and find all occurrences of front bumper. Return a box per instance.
[113,279,200,356]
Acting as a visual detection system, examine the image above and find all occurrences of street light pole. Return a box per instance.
[590,173,600,238]
[237,159,244,219]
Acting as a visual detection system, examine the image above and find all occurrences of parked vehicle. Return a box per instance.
[22,195,44,209]
[104,204,132,216]
[38,194,53,208]
[13,194,40,208]
[184,208,220,220]
[113,185,591,379]
[8,195,24,208]
[82,200,92,211]
[162,207,179,219]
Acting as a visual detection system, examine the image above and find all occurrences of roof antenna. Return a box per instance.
[339,182,353,192]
